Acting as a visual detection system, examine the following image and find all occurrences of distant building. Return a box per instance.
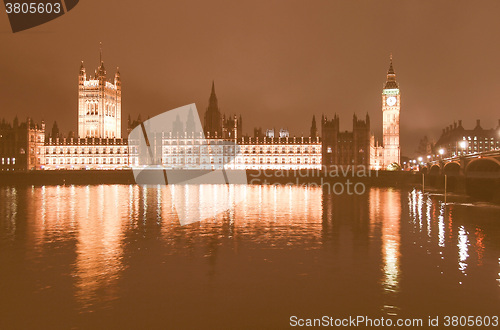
[321,113,371,167]
[0,117,45,171]
[433,119,500,157]
[415,135,434,157]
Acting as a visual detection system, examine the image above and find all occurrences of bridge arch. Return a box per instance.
[465,157,500,173]
[443,162,461,175]
[429,164,441,175]
[465,157,500,202]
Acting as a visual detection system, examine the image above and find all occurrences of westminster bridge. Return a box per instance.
[418,150,500,200]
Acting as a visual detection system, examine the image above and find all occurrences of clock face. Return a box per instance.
[386,96,397,106]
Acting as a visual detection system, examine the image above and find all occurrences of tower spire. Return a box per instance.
[388,53,395,75]
[99,42,102,63]
[204,80,222,136]
[208,80,218,109]
[385,54,398,89]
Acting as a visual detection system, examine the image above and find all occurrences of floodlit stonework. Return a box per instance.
[1,54,401,171]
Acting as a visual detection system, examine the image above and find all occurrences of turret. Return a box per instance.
[114,67,121,89]
[79,61,86,87]
[51,121,59,139]
[96,42,106,80]
[474,119,482,130]
[96,61,106,81]
[310,115,317,138]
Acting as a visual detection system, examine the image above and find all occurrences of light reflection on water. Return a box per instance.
[0,185,499,328]
[458,226,469,275]
[498,257,500,286]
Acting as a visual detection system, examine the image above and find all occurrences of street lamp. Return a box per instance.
[459,140,467,155]
[438,148,445,161]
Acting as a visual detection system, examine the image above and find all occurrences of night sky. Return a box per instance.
[1,0,500,156]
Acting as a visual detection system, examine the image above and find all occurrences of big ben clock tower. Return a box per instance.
[382,55,401,168]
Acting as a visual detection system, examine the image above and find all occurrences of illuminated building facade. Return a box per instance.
[43,137,129,170]
[370,56,401,170]
[78,52,122,139]
[3,55,402,172]
[127,133,321,171]
[235,136,321,170]
[433,119,500,157]
[381,55,401,168]
[41,52,129,170]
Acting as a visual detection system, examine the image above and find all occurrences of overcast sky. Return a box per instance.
[1,0,500,156]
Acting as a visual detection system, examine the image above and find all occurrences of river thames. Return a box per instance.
[1,184,499,328]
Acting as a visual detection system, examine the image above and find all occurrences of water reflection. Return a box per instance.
[438,205,446,248]
[498,257,500,286]
[406,188,500,287]
[457,226,469,274]
[0,185,500,327]
[0,187,17,241]
[73,186,125,310]
[369,188,401,315]
[23,186,126,309]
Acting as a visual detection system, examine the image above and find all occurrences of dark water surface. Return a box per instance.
[0,185,499,329]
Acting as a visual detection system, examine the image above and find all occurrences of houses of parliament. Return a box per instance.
[0,53,400,172]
